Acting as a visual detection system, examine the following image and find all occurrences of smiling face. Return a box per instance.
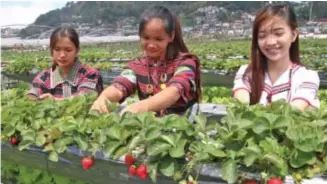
[257,16,298,63]
[140,18,173,60]
[52,36,78,69]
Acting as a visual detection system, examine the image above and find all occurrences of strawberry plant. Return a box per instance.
[1,88,327,184]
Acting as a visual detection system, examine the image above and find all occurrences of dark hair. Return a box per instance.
[139,6,202,103]
[138,6,189,60]
[247,4,301,104]
[49,26,80,68]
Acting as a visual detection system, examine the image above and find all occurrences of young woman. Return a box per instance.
[233,4,320,110]
[91,6,202,116]
[28,27,103,100]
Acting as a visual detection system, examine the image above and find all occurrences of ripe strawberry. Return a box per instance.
[244,181,258,184]
[9,137,19,145]
[128,165,137,176]
[268,177,283,184]
[136,164,147,179]
[81,157,94,170]
[124,154,135,166]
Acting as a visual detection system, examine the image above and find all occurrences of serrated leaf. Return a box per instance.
[194,113,207,132]
[161,135,175,146]
[147,141,171,156]
[144,127,160,141]
[18,140,33,151]
[103,140,121,158]
[290,150,316,168]
[74,135,88,150]
[221,159,237,184]
[3,125,15,136]
[107,124,121,141]
[252,117,270,134]
[169,139,187,158]
[48,151,59,162]
[204,145,227,158]
[159,156,179,177]
[113,146,128,160]
[128,135,143,152]
[53,139,67,153]
[35,134,46,146]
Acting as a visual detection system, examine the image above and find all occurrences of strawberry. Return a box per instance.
[268,177,283,184]
[9,137,19,145]
[244,181,258,184]
[81,157,94,170]
[188,182,194,184]
[128,165,137,176]
[124,154,135,166]
[136,164,147,179]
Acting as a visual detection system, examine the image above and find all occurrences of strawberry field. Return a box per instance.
[1,39,327,184]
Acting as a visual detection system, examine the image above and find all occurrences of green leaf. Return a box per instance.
[128,135,143,152]
[221,159,238,184]
[3,125,15,136]
[169,139,187,158]
[159,156,179,177]
[48,151,59,162]
[17,140,33,151]
[290,150,316,168]
[107,124,121,141]
[272,116,290,129]
[204,145,226,158]
[103,140,121,158]
[21,130,36,141]
[113,146,128,160]
[252,117,270,134]
[237,119,254,129]
[120,117,142,128]
[194,113,207,132]
[161,135,175,146]
[35,134,46,146]
[263,153,287,171]
[74,135,88,151]
[147,162,159,183]
[53,139,67,153]
[144,127,160,141]
[147,140,171,156]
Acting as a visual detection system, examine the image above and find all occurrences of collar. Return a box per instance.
[50,58,81,88]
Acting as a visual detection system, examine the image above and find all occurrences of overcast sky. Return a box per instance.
[0,1,67,28]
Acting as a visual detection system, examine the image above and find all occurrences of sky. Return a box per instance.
[0,1,67,28]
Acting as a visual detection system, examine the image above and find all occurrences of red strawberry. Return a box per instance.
[136,164,147,179]
[81,157,94,170]
[244,181,258,184]
[128,165,137,176]
[268,177,283,184]
[124,154,135,166]
[9,137,19,145]
[188,182,194,184]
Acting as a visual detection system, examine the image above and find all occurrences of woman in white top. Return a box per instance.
[233,4,320,110]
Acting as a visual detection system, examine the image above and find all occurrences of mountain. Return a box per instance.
[18,1,327,38]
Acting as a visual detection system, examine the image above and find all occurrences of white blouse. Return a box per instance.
[233,64,320,108]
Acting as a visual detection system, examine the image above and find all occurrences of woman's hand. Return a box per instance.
[90,94,111,113]
[39,93,54,100]
[119,103,143,116]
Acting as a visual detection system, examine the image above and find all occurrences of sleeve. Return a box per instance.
[167,57,197,103]
[27,71,50,98]
[76,69,102,95]
[292,70,320,108]
[232,65,251,95]
[111,64,137,101]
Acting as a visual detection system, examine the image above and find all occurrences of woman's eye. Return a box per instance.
[258,34,265,39]
[275,32,284,36]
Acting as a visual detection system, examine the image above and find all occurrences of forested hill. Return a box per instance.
[19,1,327,38]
